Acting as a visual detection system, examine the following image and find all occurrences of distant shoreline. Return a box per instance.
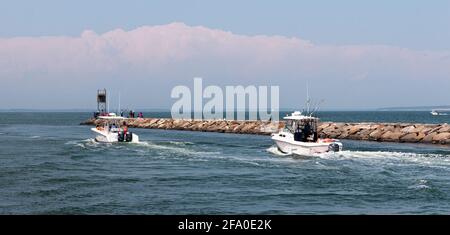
[0,109,444,112]
[378,105,450,111]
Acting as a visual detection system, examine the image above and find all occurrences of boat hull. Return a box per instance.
[272,134,342,155]
[91,128,139,143]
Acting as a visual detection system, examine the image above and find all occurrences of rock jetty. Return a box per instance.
[81,118,450,145]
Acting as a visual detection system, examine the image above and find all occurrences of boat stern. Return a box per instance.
[327,141,343,152]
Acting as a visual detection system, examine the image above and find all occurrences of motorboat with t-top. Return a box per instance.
[91,115,139,143]
[431,109,450,116]
[271,111,342,155]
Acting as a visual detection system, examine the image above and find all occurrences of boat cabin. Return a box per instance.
[95,116,128,133]
[283,111,319,142]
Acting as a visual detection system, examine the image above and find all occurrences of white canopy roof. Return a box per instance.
[283,111,319,120]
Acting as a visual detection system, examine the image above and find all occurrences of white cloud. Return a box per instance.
[0,22,449,108]
[1,22,449,80]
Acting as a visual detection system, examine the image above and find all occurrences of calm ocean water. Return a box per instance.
[1,111,450,214]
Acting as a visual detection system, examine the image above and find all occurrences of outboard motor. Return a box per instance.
[118,132,125,142]
[125,132,133,142]
[328,143,340,152]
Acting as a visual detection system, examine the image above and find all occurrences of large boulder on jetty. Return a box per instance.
[438,124,450,133]
[409,125,425,133]
[422,132,437,143]
[226,123,240,133]
[172,119,184,126]
[164,120,175,129]
[355,128,374,140]
[322,129,342,138]
[193,122,205,131]
[401,125,416,133]
[334,123,347,129]
[154,119,165,127]
[158,120,169,129]
[318,123,331,132]
[425,125,441,135]
[321,124,342,138]
[381,125,395,132]
[260,122,280,133]
[217,121,230,132]
[241,122,258,134]
[400,133,425,143]
[232,123,246,133]
[349,125,363,135]
[420,127,433,134]
[180,121,193,129]
[432,133,450,144]
[381,131,404,141]
[172,119,189,130]
[369,124,381,131]
[148,119,161,127]
[338,131,350,139]
[369,130,383,140]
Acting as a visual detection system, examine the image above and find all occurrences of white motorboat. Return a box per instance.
[271,111,342,155]
[431,109,449,116]
[91,115,139,143]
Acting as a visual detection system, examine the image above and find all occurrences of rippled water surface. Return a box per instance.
[1,112,450,214]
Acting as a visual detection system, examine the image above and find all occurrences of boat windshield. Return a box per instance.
[285,120,294,132]
[96,119,128,133]
[285,119,317,133]
[285,118,319,142]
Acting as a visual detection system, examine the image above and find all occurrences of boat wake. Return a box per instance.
[65,138,101,149]
[168,141,195,146]
[135,141,221,156]
[267,145,450,166]
[64,138,450,169]
[66,138,221,159]
[266,146,291,156]
[317,150,449,161]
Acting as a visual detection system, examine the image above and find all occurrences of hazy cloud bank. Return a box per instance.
[1,22,449,109]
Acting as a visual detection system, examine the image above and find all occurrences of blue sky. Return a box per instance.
[0,0,449,110]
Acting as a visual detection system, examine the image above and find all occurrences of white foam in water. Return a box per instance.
[320,150,445,160]
[168,141,194,146]
[65,138,101,149]
[408,179,431,190]
[316,150,450,169]
[266,146,291,156]
[76,143,87,148]
[267,145,450,168]
[136,141,221,156]
[65,138,204,155]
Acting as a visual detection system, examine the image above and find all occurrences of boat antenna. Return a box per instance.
[306,81,311,116]
[118,91,121,114]
[310,99,324,116]
[107,90,110,113]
